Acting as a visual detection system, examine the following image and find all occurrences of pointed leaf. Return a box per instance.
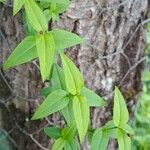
[61,53,84,95]
[61,124,76,140]
[36,33,55,81]
[103,121,115,130]
[117,129,131,150]
[113,87,129,126]
[61,101,74,126]
[52,138,66,150]
[51,64,66,90]
[73,95,89,142]
[81,87,106,107]
[13,0,26,15]
[32,90,69,120]
[40,87,54,97]
[64,138,79,150]
[4,36,37,69]
[121,124,135,135]
[55,0,70,14]
[91,128,109,150]
[50,29,84,50]
[25,0,48,32]
[44,127,62,139]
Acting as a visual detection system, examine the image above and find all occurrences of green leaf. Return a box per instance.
[61,53,84,95]
[109,128,118,139]
[64,138,79,150]
[44,9,52,22]
[25,0,48,32]
[73,95,89,142]
[61,124,76,140]
[13,0,26,16]
[51,64,66,90]
[24,12,37,35]
[117,129,131,150]
[61,101,74,126]
[113,87,129,126]
[91,128,109,150]
[52,138,66,150]
[36,33,55,81]
[40,87,54,97]
[121,124,135,135]
[50,29,84,50]
[103,120,115,130]
[32,89,69,120]
[44,127,61,139]
[3,36,37,69]
[55,0,70,14]
[81,87,106,107]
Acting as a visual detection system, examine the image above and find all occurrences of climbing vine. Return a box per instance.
[3,0,134,149]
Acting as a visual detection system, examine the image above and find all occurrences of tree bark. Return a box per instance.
[0,0,148,149]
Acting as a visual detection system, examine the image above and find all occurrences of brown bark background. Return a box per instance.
[0,0,149,149]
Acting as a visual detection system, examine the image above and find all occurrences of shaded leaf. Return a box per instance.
[44,127,61,139]
[55,0,70,14]
[51,64,66,90]
[4,36,37,69]
[40,87,54,97]
[61,101,74,126]
[62,124,76,140]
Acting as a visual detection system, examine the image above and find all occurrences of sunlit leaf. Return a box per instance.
[61,53,84,95]
[25,0,48,32]
[121,124,135,135]
[36,33,55,81]
[117,129,131,150]
[91,128,110,150]
[81,87,106,107]
[64,138,79,150]
[113,87,129,126]
[50,29,84,50]
[32,90,69,120]
[13,0,26,15]
[73,95,89,142]
[52,138,66,150]
[4,36,37,69]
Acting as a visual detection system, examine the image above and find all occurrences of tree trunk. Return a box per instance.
[0,0,148,149]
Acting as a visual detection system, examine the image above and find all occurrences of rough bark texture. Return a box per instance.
[0,0,149,149]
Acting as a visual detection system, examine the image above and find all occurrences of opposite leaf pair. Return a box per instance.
[91,87,134,150]
[3,29,84,81]
[43,0,70,22]
[44,125,79,150]
[32,54,106,142]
